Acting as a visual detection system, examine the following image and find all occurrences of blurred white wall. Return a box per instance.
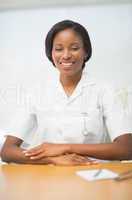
[0,3,132,130]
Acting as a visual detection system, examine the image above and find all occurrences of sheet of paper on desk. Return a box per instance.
[76,169,118,181]
[88,157,111,163]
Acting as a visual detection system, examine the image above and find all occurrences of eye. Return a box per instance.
[71,46,80,51]
[55,48,63,51]
[53,45,63,51]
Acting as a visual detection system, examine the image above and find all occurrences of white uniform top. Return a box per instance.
[7,72,132,148]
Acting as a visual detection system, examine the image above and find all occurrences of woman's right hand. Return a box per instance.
[49,153,98,166]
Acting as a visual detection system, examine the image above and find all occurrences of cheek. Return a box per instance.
[75,50,85,60]
[52,51,60,63]
[52,53,57,65]
[77,53,85,64]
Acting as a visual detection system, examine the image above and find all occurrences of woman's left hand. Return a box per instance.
[49,153,97,166]
[23,143,70,159]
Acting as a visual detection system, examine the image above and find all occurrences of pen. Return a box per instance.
[121,160,132,163]
[114,170,132,181]
[93,169,102,177]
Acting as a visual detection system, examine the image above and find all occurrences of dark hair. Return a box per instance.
[45,20,92,68]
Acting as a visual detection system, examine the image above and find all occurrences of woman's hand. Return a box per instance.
[49,153,97,166]
[23,143,70,159]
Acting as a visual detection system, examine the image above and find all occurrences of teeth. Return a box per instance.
[61,63,73,66]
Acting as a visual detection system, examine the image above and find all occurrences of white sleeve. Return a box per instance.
[0,129,6,150]
[102,87,132,141]
[5,107,37,144]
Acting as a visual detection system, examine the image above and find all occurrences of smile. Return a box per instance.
[60,62,74,66]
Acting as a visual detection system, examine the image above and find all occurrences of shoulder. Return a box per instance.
[85,78,115,96]
[25,78,59,110]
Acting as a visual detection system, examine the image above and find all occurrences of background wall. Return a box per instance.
[0,3,132,130]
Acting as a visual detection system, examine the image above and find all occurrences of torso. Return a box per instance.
[29,73,110,147]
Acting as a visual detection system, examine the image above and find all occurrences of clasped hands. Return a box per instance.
[23,143,96,166]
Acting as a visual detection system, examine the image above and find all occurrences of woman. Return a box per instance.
[1,20,132,165]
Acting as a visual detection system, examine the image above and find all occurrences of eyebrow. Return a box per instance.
[53,42,82,47]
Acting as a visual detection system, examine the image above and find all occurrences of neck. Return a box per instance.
[60,71,82,96]
[60,71,82,87]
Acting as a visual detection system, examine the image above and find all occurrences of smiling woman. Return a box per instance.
[51,28,86,96]
[51,29,86,85]
[1,20,132,165]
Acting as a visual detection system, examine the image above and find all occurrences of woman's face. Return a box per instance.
[52,28,87,77]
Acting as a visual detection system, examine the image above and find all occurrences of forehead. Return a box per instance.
[53,28,83,44]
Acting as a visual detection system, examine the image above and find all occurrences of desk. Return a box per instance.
[0,162,132,200]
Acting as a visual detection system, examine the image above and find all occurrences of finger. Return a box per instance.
[72,156,97,164]
[84,158,99,164]
[73,155,98,164]
[72,158,88,163]
[23,146,41,154]
[23,148,43,157]
[71,155,88,162]
[77,160,98,165]
[29,152,46,160]
[62,154,87,163]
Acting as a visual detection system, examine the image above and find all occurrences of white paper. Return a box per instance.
[76,169,118,181]
[87,157,111,163]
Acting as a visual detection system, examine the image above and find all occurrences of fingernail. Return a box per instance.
[25,153,30,156]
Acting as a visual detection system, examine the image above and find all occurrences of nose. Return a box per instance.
[62,49,72,60]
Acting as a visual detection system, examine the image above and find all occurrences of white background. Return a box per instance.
[0,3,132,130]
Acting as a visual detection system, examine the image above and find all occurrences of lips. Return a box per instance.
[61,63,72,66]
[60,61,75,66]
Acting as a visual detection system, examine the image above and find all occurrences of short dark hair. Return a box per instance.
[45,20,92,68]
